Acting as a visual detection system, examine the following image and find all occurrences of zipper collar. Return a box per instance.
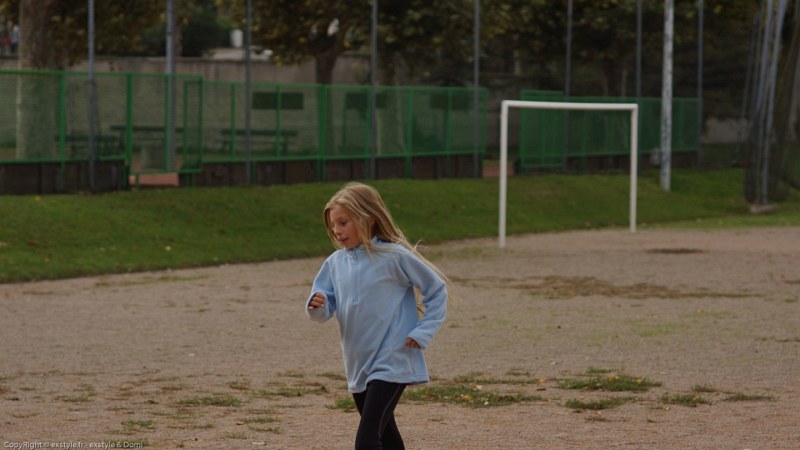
[345,236,380,254]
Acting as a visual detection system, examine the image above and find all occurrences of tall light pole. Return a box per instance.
[245,0,253,184]
[565,0,573,100]
[636,0,642,102]
[165,0,176,171]
[369,0,378,179]
[697,0,704,161]
[88,0,96,192]
[563,0,573,169]
[473,0,481,178]
[660,0,674,191]
[636,0,643,170]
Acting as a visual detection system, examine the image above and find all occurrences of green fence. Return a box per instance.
[197,82,487,181]
[0,69,487,191]
[0,70,204,192]
[518,90,700,171]
[0,70,203,164]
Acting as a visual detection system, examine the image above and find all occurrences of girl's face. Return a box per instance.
[328,206,362,250]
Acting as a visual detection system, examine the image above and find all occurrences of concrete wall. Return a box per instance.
[0,53,367,85]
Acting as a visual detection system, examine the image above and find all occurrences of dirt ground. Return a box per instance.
[1,227,798,449]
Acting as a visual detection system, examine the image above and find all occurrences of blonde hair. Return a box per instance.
[324,182,448,313]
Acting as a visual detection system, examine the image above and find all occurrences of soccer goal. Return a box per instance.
[498,100,640,248]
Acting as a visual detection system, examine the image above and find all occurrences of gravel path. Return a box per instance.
[1,227,798,449]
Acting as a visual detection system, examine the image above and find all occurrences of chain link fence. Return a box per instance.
[0,70,487,192]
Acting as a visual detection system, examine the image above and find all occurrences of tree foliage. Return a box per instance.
[479,0,760,97]
[215,0,470,84]
[1,0,165,69]
[136,0,230,57]
[0,0,226,68]
[0,0,768,117]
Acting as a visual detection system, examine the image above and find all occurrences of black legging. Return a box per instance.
[352,380,407,450]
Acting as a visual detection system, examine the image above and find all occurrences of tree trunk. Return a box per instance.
[19,0,65,70]
[16,0,65,160]
[314,53,336,85]
[313,52,337,161]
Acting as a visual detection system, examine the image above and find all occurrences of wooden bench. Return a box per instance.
[57,134,121,157]
[218,128,299,155]
[111,125,185,148]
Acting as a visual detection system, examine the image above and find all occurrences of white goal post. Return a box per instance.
[499,100,640,248]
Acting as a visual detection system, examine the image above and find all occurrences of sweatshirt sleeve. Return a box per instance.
[397,251,447,349]
[306,258,336,322]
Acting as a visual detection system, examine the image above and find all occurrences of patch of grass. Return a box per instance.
[318,372,346,381]
[248,425,281,434]
[585,414,609,422]
[453,371,543,386]
[453,371,485,381]
[259,387,308,397]
[227,380,251,391]
[317,371,344,380]
[692,384,717,393]
[57,395,92,403]
[279,370,306,378]
[585,367,614,375]
[242,416,279,425]
[565,397,632,410]
[3,169,799,284]
[505,368,532,377]
[328,397,357,413]
[244,417,282,434]
[298,380,329,389]
[246,408,276,415]
[724,392,775,402]
[660,393,711,407]
[178,396,242,407]
[122,419,155,431]
[252,385,327,398]
[558,372,661,393]
[224,432,248,439]
[404,384,542,408]
[168,422,214,430]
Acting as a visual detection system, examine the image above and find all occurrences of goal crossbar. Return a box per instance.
[499,100,640,248]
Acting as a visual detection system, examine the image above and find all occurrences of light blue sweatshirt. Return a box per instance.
[306,237,447,393]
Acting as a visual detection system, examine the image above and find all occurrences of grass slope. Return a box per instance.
[0,168,798,283]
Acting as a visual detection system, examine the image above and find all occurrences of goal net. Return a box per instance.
[498,100,640,248]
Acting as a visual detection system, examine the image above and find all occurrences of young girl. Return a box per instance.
[306,182,448,450]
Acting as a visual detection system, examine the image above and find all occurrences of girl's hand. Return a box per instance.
[405,337,421,349]
[308,292,325,311]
